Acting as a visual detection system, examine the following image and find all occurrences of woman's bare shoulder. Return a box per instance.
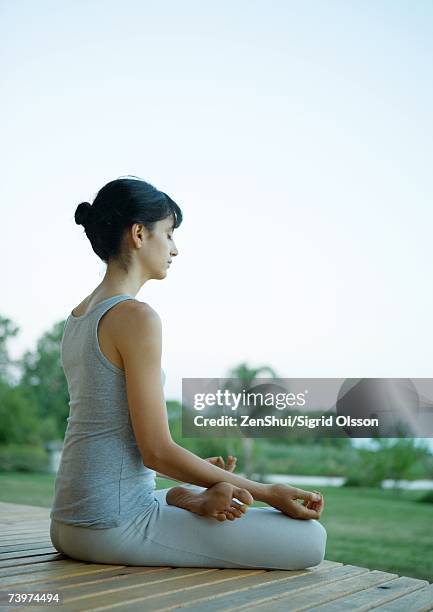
[112,300,161,334]
[124,299,159,318]
[112,300,162,361]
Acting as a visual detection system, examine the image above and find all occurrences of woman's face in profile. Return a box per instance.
[141,215,178,280]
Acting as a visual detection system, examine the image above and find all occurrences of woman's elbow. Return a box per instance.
[141,440,175,471]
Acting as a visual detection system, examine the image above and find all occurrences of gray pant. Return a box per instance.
[50,485,327,570]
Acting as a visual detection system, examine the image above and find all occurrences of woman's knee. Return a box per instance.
[303,519,327,568]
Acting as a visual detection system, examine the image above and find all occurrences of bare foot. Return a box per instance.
[166,482,253,522]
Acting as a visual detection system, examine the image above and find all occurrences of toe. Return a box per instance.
[233,487,254,506]
[229,502,243,517]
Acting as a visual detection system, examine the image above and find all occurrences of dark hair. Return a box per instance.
[74,175,183,271]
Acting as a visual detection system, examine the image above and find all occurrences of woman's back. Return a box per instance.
[50,294,165,529]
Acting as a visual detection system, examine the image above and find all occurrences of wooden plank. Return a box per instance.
[12,567,203,592]
[0,548,57,560]
[0,565,186,588]
[0,553,66,569]
[157,565,370,612]
[311,576,429,611]
[0,560,90,578]
[0,563,131,587]
[0,562,173,581]
[0,503,49,515]
[0,532,50,542]
[0,522,50,528]
[0,527,52,532]
[373,584,433,611]
[0,516,48,520]
[0,527,50,532]
[0,532,50,540]
[0,524,49,531]
[0,514,49,520]
[0,541,53,553]
[0,526,50,532]
[0,524,49,529]
[0,516,48,519]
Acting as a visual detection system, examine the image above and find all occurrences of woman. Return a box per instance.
[50,175,327,569]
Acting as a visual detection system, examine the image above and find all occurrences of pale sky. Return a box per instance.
[2,0,433,425]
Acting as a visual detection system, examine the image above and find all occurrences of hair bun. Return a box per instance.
[75,201,93,226]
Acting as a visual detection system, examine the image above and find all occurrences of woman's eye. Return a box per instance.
[168,234,173,240]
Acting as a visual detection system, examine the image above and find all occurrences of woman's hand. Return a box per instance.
[205,455,237,472]
[305,489,324,515]
[266,483,324,520]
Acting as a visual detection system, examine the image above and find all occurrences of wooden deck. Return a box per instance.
[0,501,432,611]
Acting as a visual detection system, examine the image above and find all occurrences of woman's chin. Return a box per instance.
[155,269,168,280]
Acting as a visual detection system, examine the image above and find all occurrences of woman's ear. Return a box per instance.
[130,223,149,247]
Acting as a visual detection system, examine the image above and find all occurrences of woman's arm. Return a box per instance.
[154,456,236,484]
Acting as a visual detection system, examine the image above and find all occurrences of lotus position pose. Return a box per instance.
[50,176,327,569]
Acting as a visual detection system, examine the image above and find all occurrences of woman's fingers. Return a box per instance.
[304,490,324,514]
[295,488,322,504]
[215,456,225,468]
[296,503,321,520]
[289,487,324,518]
[225,455,237,471]
[206,456,225,468]
[308,490,323,509]
[205,455,238,472]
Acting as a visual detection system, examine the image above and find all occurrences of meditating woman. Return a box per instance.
[50,175,327,569]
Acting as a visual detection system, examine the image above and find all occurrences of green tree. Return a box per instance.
[225,361,278,479]
[18,319,69,439]
[0,315,20,385]
[0,381,52,444]
[344,438,432,490]
[373,438,431,492]
[0,314,59,455]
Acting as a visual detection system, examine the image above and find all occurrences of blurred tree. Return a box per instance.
[344,438,432,490]
[226,361,278,479]
[18,319,69,439]
[0,315,20,385]
[0,314,60,448]
[373,438,432,492]
[0,381,53,444]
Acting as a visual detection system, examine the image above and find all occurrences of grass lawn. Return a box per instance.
[0,471,432,581]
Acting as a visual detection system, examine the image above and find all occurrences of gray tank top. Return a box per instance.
[50,294,165,528]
